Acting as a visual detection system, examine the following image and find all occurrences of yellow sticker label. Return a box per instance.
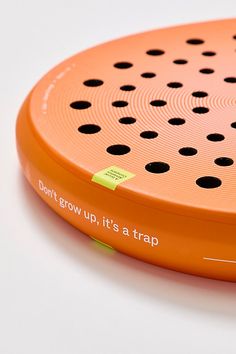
[91,165,135,190]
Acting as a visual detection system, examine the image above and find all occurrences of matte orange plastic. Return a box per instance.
[16,18,236,281]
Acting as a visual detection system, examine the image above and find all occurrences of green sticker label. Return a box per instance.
[91,165,135,190]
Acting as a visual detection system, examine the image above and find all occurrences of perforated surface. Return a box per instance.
[30,18,236,215]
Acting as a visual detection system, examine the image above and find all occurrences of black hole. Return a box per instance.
[167,82,183,88]
[119,117,136,124]
[70,101,91,110]
[202,51,216,56]
[83,79,103,87]
[231,122,236,129]
[196,176,222,189]
[106,144,130,155]
[141,72,156,78]
[168,118,185,125]
[199,68,214,74]
[224,77,236,83]
[150,100,167,107]
[192,106,209,114]
[192,91,208,97]
[112,100,128,107]
[114,62,133,69]
[120,85,136,91]
[186,38,204,45]
[145,162,170,174]
[207,133,225,142]
[214,157,234,166]
[179,147,197,156]
[173,59,188,64]
[78,124,101,134]
[146,49,165,56]
[140,131,158,139]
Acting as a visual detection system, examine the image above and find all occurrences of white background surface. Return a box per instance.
[1,1,236,353]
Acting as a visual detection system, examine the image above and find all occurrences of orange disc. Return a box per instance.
[16,18,236,281]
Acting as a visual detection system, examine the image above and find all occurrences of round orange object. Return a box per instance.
[16,18,236,281]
